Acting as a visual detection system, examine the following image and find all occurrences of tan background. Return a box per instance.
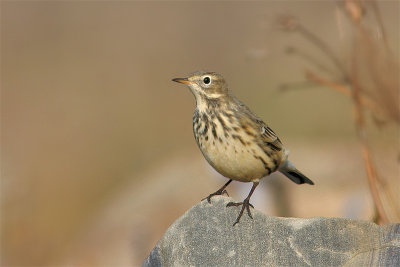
[1,1,399,266]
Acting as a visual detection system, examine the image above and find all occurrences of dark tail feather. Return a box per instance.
[280,170,314,185]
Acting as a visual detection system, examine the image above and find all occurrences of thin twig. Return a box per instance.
[281,7,398,223]
[370,0,391,53]
[278,15,348,80]
[305,70,381,115]
[296,25,349,81]
[285,46,338,77]
[306,70,395,224]
[350,44,389,224]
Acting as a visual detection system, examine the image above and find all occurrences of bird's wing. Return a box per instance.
[259,123,283,151]
[234,99,283,152]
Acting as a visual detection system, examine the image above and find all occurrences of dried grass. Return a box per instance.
[278,0,400,224]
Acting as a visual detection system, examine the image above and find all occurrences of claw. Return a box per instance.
[226,199,254,226]
[202,189,229,204]
[202,179,233,204]
[222,190,229,197]
[246,204,253,219]
[201,194,211,203]
[226,201,242,207]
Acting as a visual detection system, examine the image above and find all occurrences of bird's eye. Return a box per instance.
[203,76,211,85]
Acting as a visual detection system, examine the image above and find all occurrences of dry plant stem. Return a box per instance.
[296,24,348,81]
[347,7,400,125]
[344,0,398,222]
[350,46,389,224]
[305,71,381,114]
[360,146,388,224]
[369,0,391,53]
[286,46,337,77]
[307,68,398,223]
[284,6,397,223]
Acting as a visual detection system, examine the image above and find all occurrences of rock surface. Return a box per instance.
[143,196,400,266]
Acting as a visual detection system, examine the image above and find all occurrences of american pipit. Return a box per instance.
[173,71,314,226]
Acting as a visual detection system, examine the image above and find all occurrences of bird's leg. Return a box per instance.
[202,179,233,203]
[226,182,259,226]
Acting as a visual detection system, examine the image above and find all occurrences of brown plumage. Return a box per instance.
[173,71,314,226]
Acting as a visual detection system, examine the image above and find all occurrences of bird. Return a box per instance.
[172,71,314,226]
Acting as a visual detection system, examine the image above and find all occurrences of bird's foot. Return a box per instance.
[202,188,229,203]
[226,199,254,226]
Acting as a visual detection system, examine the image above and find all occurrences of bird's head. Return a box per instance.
[172,71,229,102]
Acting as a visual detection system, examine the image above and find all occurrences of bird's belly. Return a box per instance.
[197,136,271,182]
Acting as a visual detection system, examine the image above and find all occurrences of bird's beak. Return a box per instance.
[172,77,192,85]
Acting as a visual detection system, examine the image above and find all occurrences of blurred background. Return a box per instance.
[1,1,399,266]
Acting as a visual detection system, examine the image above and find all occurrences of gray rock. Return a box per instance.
[143,196,400,267]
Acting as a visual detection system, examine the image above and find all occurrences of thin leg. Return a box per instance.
[226,182,259,226]
[202,179,233,203]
